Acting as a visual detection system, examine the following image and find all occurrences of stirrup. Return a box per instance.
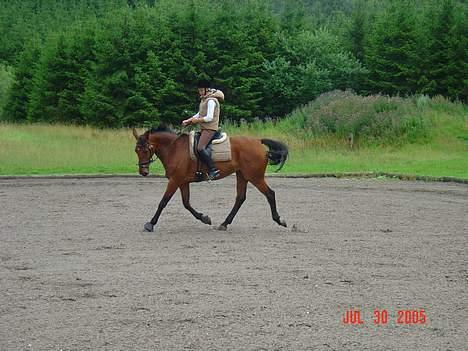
[207,169,220,181]
[195,171,204,182]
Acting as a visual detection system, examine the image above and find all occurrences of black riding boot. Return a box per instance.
[198,149,220,180]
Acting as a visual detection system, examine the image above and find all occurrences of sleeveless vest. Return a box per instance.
[198,89,224,131]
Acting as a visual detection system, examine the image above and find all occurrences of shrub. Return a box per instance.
[302,90,431,144]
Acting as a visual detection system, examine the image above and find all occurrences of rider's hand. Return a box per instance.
[182,119,192,126]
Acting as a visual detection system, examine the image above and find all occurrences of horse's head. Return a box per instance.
[132,128,155,177]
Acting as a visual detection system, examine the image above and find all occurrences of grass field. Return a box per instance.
[1,95,467,179]
[222,103,468,179]
[0,124,140,175]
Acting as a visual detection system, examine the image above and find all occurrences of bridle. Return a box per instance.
[136,142,157,167]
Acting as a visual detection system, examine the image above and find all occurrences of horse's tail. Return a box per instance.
[261,139,289,172]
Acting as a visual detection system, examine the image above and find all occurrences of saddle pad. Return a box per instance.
[189,131,232,161]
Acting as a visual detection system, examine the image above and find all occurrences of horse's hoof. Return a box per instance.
[201,215,212,225]
[144,222,154,232]
[217,225,227,231]
[280,219,287,227]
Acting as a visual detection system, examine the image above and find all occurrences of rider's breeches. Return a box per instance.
[197,130,216,152]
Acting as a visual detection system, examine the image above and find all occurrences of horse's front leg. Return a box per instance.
[180,183,211,225]
[144,180,178,232]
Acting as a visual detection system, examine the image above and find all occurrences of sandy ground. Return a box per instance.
[0,176,466,351]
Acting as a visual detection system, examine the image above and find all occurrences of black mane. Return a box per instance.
[147,125,177,135]
[136,125,176,146]
[137,125,183,146]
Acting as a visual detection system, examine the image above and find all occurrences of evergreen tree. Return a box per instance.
[263,28,365,117]
[280,0,308,34]
[3,0,464,126]
[157,0,203,120]
[447,5,468,101]
[210,1,278,120]
[0,64,14,112]
[60,25,98,124]
[2,40,41,121]
[80,13,134,127]
[425,0,455,97]
[348,0,366,63]
[365,1,420,95]
[28,34,74,123]
[424,0,467,100]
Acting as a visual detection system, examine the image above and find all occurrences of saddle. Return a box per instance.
[189,131,232,162]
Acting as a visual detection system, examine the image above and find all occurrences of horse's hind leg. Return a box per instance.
[218,172,248,231]
[180,183,211,225]
[251,177,287,228]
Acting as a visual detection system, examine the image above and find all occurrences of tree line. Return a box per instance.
[0,0,466,128]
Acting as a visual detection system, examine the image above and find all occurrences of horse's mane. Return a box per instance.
[136,125,178,146]
[144,125,188,146]
[147,125,177,135]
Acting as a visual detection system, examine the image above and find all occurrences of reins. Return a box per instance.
[136,143,157,166]
[136,127,187,168]
[137,158,156,166]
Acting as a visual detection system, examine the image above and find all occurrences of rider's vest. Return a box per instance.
[198,89,224,131]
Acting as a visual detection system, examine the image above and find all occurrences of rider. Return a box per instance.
[182,79,224,180]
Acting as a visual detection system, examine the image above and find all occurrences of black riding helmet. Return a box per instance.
[197,78,211,89]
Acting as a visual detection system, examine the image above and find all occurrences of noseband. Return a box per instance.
[137,143,157,167]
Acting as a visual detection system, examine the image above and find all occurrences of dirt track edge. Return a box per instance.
[0,172,466,184]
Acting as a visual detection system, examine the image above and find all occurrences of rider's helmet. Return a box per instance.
[197,78,211,89]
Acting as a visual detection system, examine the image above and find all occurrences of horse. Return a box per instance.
[132,126,288,232]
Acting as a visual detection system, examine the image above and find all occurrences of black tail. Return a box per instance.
[261,139,289,172]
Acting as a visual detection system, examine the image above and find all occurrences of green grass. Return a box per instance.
[0,123,164,176]
[223,96,468,179]
[278,145,467,179]
[0,95,467,179]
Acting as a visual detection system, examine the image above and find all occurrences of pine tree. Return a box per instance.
[207,0,280,120]
[348,0,366,63]
[2,39,41,121]
[28,34,73,123]
[158,0,202,121]
[0,64,14,112]
[365,1,420,95]
[447,6,468,101]
[60,25,97,124]
[80,14,133,127]
[425,0,455,97]
[424,0,467,100]
[263,27,364,116]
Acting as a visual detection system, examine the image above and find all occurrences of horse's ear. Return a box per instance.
[132,128,139,140]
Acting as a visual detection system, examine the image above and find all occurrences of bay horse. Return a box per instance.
[132,126,288,232]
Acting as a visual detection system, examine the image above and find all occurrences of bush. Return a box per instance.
[302,90,432,144]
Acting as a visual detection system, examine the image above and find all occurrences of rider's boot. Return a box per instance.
[198,149,220,180]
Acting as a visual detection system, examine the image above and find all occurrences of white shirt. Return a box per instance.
[193,99,216,122]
